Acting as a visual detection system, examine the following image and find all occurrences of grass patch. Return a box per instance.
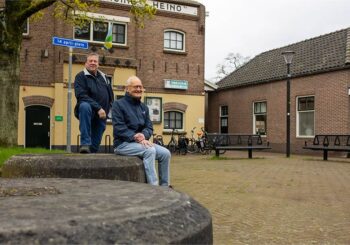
[209,155,231,160]
[0,147,65,167]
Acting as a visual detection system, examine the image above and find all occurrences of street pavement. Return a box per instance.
[171,151,350,244]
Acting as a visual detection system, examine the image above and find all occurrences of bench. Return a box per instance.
[206,133,271,158]
[303,134,350,160]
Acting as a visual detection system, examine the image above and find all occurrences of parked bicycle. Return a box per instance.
[187,127,213,155]
[152,133,165,146]
[167,128,178,153]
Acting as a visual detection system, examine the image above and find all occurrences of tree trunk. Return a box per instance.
[0,49,20,146]
[0,1,22,147]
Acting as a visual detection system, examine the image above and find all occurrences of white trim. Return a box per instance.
[22,19,29,36]
[164,29,186,52]
[296,95,315,137]
[101,0,198,16]
[75,11,130,23]
[253,101,267,136]
[73,20,128,46]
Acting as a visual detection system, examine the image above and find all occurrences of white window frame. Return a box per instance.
[220,105,228,133]
[296,95,315,138]
[23,19,29,36]
[74,19,128,46]
[163,29,185,52]
[253,101,267,136]
[163,110,184,131]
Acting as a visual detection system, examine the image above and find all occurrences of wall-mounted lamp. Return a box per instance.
[41,49,49,61]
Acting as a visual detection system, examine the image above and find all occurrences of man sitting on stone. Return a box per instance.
[112,76,171,187]
[74,53,114,153]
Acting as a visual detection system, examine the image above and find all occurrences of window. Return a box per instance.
[253,101,267,135]
[74,21,126,45]
[164,30,185,52]
[220,106,228,133]
[22,19,29,35]
[297,96,314,137]
[164,111,183,129]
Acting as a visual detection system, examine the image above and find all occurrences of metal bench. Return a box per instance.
[206,133,271,158]
[303,134,350,160]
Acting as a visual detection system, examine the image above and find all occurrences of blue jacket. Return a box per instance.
[112,92,153,148]
[74,68,114,118]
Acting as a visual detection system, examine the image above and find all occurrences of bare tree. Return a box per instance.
[214,52,250,82]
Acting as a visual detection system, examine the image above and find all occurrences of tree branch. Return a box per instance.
[17,0,57,25]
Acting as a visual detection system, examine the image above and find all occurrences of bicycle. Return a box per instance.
[187,127,212,155]
[167,128,178,153]
[187,127,199,153]
[153,133,164,146]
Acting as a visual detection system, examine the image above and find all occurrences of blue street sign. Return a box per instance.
[52,37,89,49]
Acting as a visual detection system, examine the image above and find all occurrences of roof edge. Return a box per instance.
[346,28,350,64]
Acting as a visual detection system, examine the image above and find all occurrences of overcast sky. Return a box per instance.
[197,0,350,82]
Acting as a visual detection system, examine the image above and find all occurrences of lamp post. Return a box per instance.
[282,51,295,158]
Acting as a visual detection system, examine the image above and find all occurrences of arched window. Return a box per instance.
[164,111,183,129]
[164,30,185,52]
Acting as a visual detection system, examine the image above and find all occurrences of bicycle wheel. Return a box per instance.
[187,142,198,153]
[167,141,177,153]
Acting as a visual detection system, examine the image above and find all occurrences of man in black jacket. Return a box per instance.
[112,76,171,186]
[74,53,114,153]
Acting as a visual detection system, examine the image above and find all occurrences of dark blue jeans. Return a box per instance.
[79,102,106,153]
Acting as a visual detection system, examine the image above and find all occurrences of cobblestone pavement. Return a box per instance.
[170,152,350,244]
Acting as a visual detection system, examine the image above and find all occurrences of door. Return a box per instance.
[25,105,50,149]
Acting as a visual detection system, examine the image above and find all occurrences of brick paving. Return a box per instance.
[170,152,350,244]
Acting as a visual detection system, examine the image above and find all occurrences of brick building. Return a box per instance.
[18,0,206,151]
[207,28,350,154]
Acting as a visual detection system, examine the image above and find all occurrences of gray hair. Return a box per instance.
[86,52,99,62]
[126,76,141,86]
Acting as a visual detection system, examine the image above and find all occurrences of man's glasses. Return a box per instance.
[130,85,144,90]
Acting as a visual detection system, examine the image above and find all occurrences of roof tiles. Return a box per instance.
[217,28,350,90]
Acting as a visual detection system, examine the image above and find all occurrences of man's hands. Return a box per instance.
[98,108,106,119]
[134,133,153,148]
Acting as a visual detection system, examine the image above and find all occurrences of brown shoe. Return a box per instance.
[79,146,90,154]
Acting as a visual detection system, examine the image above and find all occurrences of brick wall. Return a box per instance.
[207,69,350,154]
[20,2,205,95]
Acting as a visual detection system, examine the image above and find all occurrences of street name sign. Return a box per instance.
[52,37,89,49]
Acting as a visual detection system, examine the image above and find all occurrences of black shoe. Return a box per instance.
[79,146,90,154]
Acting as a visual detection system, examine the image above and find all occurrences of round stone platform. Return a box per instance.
[2,154,146,183]
[0,178,212,244]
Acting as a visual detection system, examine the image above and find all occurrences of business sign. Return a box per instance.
[55,115,63,121]
[52,37,89,49]
[164,79,188,90]
[102,0,198,16]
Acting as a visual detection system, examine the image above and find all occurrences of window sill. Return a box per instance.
[162,130,186,135]
[163,50,187,55]
[296,136,314,138]
[89,42,129,50]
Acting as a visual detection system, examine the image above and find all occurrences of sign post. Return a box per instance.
[52,37,89,152]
